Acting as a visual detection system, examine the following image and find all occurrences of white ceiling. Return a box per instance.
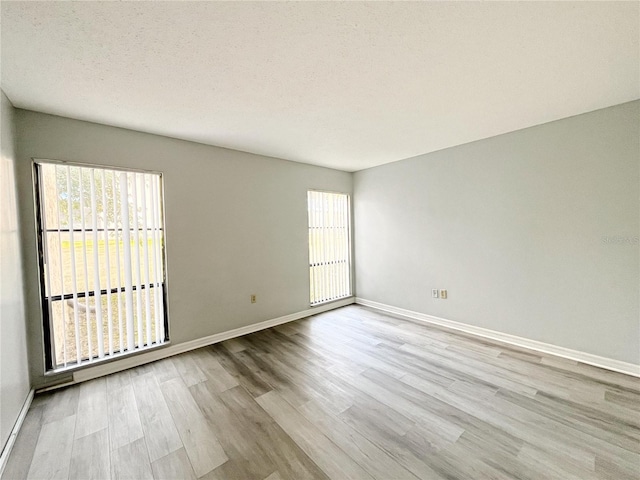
[1,2,638,172]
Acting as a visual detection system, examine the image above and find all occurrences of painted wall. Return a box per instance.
[0,92,30,449]
[15,110,353,388]
[354,101,640,365]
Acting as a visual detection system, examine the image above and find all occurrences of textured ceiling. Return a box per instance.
[1,2,638,171]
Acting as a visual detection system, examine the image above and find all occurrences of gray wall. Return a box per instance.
[0,92,30,448]
[354,101,639,365]
[15,110,353,388]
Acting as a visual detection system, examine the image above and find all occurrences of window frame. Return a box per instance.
[32,158,171,373]
[307,189,353,306]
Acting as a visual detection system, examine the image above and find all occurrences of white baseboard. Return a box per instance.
[70,297,355,384]
[0,389,34,478]
[355,298,640,378]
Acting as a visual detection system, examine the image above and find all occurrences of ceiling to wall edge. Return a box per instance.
[7,95,639,174]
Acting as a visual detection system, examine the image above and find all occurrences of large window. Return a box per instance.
[34,160,168,371]
[308,190,351,305]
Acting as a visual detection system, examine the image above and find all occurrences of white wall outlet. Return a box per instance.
[250,294,257,303]
[432,289,439,298]
[440,289,447,299]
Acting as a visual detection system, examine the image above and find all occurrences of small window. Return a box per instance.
[307,190,351,305]
[34,160,168,371]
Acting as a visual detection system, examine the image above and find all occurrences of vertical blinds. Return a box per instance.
[308,190,351,305]
[36,162,167,370]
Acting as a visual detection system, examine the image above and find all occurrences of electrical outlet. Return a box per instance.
[250,294,256,303]
[432,289,439,299]
[440,289,447,299]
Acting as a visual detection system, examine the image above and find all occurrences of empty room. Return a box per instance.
[1,2,638,479]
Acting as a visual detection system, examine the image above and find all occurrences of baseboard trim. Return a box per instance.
[70,297,356,385]
[0,389,34,477]
[355,298,640,378]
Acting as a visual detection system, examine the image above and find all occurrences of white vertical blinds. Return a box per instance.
[90,170,105,358]
[101,170,114,356]
[65,166,82,364]
[111,171,124,355]
[119,172,136,353]
[37,162,167,370]
[308,191,351,305]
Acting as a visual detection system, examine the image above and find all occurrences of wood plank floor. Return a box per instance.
[3,305,639,480]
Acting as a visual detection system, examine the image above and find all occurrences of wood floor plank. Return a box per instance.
[41,385,79,425]
[129,362,156,377]
[133,371,183,462]
[106,370,132,390]
[604,389,640,412]
[161,377,228,477]
[595,454,640,480]
[330,365,465,444]
[272,323,299,337]
[248,329,337,372]
[232,348,311,407]
[74,377,108,439]
[398,342,540,396]
[209,344,273,397]
[69,428,110,480]
[218,386,330,480]
[153,357,181,384]
[200,459,271,480]
[540,356,640,393]
[340,396,416,437]
[111,437,154,480]
[448,378,499,400]
[189,381,277,480]
[260,351,354,415]
[262,472,284,480]
[398,371,599,472]
[298,399,419,480]
[499,388,640,453]
[293,329,408,380]
[107,382,144,451]
[256,390,375,480]
[171,352,207,387]
[417,443,519,480]
[151,447,197,480]
[191,348,239,392]
[337,402,446,479]
[26,414,76,480]
[220,337,250,353]
[516,444,598,480]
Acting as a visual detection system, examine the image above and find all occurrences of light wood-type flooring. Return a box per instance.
[3,305,639,479]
